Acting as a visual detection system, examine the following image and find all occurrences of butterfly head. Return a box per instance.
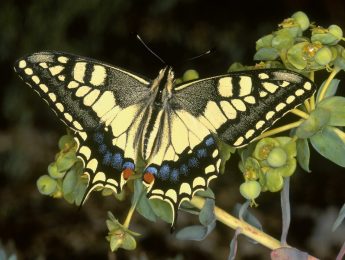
[152,66,174,106]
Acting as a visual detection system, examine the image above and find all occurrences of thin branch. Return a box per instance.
[317,67,340,102]
[290,109,309,119]
[254,120,303,140]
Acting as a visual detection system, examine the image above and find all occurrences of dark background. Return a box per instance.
[1,0,345,259]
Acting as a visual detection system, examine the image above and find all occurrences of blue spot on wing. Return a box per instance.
[159,165,170,180]
[188,157,199,167]
[98,144,107,154]
[170,169,180,182]
[180,164,189,176]
[146,166,158,175]
[103,152,112,165]
[123,161,135,170]
[196,148,207,158]
[205,137,215,146]
[94,132,104,144]
[111,153,123,170]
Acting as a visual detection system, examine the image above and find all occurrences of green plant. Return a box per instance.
[35,11,345,259]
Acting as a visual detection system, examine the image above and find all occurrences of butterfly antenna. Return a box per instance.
[136,35,166,64]
[187,48,214,61]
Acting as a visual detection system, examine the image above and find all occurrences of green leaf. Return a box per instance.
[149,199,173,224]
[228,229,241,260]
[265,170,284,192]
[175,225,210,241]
[48,162,65,179]
[62,167,78,195]
[133,180,157,222]
[310,126,345,167]
[254,47,279,61]
[195,187,215,200]
[316,79,340,101]
[199,198,215,226]
[296,139,311,172]
[217,139,235,174]
[332,203,345,231]
[318,96,345,126]
[256,34,274,49]
[286,42,308,70]
[296,107,330,138]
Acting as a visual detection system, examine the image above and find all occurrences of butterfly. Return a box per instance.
[14,51,315,226]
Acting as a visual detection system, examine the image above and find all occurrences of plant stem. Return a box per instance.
[190,196,281,249]
[190,196,319,259]
[254,120,303,140]
[290,109,309,119]
[303,100,311,113]
[317,67,340,102]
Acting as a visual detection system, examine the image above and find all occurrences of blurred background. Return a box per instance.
[1,0,345,259]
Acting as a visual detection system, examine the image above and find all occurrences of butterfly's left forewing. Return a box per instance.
[14,51,151,200]
[173,69,316,147]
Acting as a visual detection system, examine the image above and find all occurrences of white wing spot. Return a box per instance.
[265,111,275,120]
[87,159,99,173]
[255,120,265,129]
[39,84,48,93]
[262,82,279,93]
[212,149,218,158]
[73,62,87,83]
[231,99,246,111]
[259,91,268,97]
[18,60,27,68]
[32,75,40,84]
[67,81,79,89]
[73,121,83,130]
[49,65,64,76]
[304,82,312,90]
[179,183,192,195]
[58,56,68,63]
[286,95,295,104]
[239,76,252,96]
[166,189,177,203]
[205,165,215,174]
[79,146,91,160]
[75,85,91,97]
[39,62,48,68]
[233,136,244,146]
[193,177,206,188]
[295,89,305,96]
[220,101,237,119]
[275,103,286,111]
[280,81,290,87]
[24,68,33,75]
[90,65,106,86]
[217,77,233,97]
[64,113,73,122]
[245,129,255,139]
[56,103,64,112]
[48,93,56,102]
[244,96,256,104]
[58,75,65,81]
[258,73,269,79]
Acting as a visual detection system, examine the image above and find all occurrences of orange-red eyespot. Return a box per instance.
[143,172,155,184]
[123,168,133,180]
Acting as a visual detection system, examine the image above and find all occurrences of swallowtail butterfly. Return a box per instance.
[14,52,315,226]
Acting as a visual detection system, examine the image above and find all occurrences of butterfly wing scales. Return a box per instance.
[173,69,315,147]
[14,51,151,199]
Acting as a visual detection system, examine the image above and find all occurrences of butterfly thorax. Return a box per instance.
[141,67,174,161]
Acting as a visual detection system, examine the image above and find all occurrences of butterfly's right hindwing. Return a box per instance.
[14,51,151,199]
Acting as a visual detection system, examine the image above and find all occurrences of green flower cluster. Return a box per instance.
[36,133,87,205]
[255,11,345,71]
[239,137,297,203]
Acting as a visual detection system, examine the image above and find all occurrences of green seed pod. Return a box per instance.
[182,69,199,82]
[265,170,284,192]
[328,24,343,40]
[286,42,308,70]
[56,150,77,172]
[314,47,333,65]
[239,181,262,200]
[37,175,58,195]
[253,138,279,161]
[267,147,288,168]
[48,162,65,179]
[58,134,76,150]
[291,11,310,31]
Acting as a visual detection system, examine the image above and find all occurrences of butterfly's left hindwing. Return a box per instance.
[14,52,151,199]
[173,69,315,147]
